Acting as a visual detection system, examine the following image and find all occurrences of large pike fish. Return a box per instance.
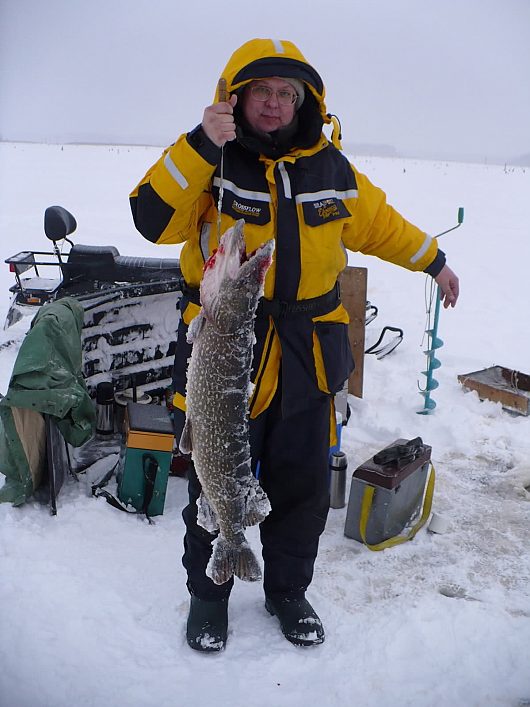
[179,220,274,585]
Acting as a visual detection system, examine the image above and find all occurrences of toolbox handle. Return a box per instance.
[358,462,435,551]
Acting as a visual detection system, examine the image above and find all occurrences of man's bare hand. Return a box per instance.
[202,94,238,147]
[435,264,460,308]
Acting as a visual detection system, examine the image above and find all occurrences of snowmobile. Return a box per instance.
[4,205,405,403]
[2,205,406,515]
[4,205,185,402]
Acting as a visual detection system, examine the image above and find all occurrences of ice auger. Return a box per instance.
[418,208,464,414]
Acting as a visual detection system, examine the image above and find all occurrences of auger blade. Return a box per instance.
[425,332,444,349]
[422,351,442,365]
[420,373,440,382]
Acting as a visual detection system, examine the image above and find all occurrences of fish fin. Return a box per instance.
[196,492,219,533]
[186,310,205,344]
[178,416,193,454]
[207,536,262,585]
[243,480,272,527]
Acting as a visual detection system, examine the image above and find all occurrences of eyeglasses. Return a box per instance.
[249,85,298,105]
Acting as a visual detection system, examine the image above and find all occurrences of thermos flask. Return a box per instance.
[329,451,347,509]
[95,381,114,436]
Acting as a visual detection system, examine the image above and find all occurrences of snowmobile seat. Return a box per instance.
[113,254,182,283]
[64,244,120,283]
[65,244,182,284]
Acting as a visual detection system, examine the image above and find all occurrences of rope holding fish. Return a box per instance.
[216,78,228,240]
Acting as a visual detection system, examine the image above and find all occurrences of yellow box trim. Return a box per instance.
[127,430,174,452]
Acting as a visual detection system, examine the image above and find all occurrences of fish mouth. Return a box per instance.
[243,239,275,285]
[200,221,274,320]
[208,219,274,283]
[204,219,245,278]
[199,221,275,330]
[232,220,274,283]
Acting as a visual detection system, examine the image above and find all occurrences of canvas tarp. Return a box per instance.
[0,298,95,505]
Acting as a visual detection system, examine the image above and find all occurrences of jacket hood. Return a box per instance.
[215,38,329,125]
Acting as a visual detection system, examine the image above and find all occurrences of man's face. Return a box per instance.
[241,77,297,134]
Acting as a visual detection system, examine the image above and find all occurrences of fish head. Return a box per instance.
[200,220,274,334]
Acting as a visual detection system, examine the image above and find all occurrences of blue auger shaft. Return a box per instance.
[424,285,441,405]
[419,284,443,414]
[418,207,463,414]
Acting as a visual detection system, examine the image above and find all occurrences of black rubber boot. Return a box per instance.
[186,594,228,652]
[265,595,325,647]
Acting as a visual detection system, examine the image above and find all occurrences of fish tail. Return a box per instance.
[207,536,262,585]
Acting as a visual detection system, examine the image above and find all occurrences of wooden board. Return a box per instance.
[339,266,367,399]
[458,366,530,415]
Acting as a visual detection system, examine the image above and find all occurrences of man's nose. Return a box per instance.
[265,91,280,107]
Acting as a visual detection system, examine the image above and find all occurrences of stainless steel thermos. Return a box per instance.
[329,451,347,509]
[95,381,114,435]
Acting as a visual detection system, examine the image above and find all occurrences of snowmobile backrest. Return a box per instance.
[44,206,77,242]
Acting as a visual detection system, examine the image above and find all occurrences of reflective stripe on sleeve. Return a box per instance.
[410,234,433,264]
[164,153,189,189]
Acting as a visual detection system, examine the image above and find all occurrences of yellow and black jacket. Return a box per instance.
[130,38,444,422]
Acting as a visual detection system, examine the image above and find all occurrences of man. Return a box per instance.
[130,38,459,652]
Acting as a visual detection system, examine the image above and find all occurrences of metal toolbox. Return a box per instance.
[344,439,432,546]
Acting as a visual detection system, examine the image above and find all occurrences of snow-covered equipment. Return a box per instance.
[418,208,464,414]
[5,206,184,402]
[344,437,435,550]
[458,365,530,416]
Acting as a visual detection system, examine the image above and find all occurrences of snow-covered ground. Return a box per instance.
[0,142,529,707]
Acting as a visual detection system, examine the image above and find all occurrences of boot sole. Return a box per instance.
[186,635,226,653]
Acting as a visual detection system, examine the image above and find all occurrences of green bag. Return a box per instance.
[0,298,95,505]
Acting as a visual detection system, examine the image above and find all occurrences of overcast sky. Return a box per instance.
[1,0,529,164]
